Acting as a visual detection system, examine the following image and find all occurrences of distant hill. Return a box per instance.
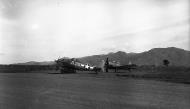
[78,47,190,67]
[14,61,55,65]
[14,47,190,67]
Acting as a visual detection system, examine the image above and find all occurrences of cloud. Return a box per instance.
[103,18,189,53]
[0,0,189,64]
[0,52,5,56]
[0,0,27,19]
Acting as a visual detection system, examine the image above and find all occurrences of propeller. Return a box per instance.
[100,60,105,72]
[99,58,109,72]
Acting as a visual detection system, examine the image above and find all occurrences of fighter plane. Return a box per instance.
[55,57,101,73]
[55,57,137,73]
[103,57,137,72]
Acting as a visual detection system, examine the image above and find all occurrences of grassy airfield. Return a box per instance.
[0,69,190,109]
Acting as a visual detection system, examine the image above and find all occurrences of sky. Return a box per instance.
[0,0,189,64]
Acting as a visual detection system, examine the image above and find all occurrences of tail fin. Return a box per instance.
[105,57,109,72]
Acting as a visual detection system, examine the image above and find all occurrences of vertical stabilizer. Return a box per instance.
[105,57,109,72]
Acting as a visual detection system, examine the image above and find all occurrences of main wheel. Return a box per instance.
[60,69,64,74]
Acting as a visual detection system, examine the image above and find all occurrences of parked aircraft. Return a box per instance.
[55,57,101,73]
[103,57,137,72]
[55,57,137,73]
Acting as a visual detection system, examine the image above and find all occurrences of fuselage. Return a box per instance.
[55,58,96,72]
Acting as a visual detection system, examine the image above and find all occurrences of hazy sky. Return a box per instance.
[0,0,189,64]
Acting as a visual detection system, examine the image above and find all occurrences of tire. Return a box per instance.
[60,69,64,74]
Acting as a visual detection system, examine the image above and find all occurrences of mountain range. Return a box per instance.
[14,47,190,67]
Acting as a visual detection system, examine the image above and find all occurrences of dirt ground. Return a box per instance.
[0,71,190,109]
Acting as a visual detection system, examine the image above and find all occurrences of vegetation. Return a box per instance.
[0,65,56,73]
[116,66,190,84]
[163,59,170,67]
[0,64,190,84]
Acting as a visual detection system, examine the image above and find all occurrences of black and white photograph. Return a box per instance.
[0,0,190,108]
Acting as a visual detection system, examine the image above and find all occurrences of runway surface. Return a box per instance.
[0,72,189,109]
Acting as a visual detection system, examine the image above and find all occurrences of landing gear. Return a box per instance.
[60,69,64,74]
